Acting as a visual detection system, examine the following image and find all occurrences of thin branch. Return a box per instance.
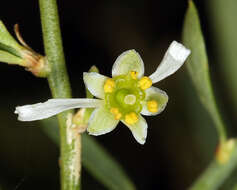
[39,0,81,189]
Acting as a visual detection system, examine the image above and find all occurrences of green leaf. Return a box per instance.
[40,118,135,190]
[0,21,22,54]
[221,168,237,190]
[206,0,237,113]
[0,50,23,65]
[182,0,227,143]
[0,42,22,58]
[190,139,237,190]
[82,132,135,190]
[232,184,237,190]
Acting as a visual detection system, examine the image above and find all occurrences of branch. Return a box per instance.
[39,0,81,189]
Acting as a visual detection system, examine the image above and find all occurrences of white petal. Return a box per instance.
[122,115,147,145]
[141,87,168,116]
[149,41,191,83]
[15,98,102,121]
[83,72,108,99]
[112,49,144,78]
[87,105,119,136]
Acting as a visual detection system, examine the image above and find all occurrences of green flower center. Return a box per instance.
[104,73,145,120]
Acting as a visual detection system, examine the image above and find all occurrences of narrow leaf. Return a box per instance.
[82,132,135,190]
[40,118,135,190]
[190,140,237,190]
[182,1,227,142]
[0,21,21,52]
[206,0,237,113]
[0,42,21,58]
[0,50,23,65]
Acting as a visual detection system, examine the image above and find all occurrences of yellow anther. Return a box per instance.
[110,107,122,120]
[110,107,119,114]
[147,100,158,113]
[104,78,115,93]
[115,112,122,120]
[138,76,152,90]
[125,112,138,125]
[130,71,138,79]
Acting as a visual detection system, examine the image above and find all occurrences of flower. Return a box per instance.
[15,41,190,144]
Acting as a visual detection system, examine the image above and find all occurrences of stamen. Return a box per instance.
[110,107,118,114]
[130,71,138,79]
[124,94,136,105]
[115,112,122,120]
[147,100,158,113]
[138,76,152,90]
[125,112,138,125]
[110,107,122,120]
[104,79,115,93]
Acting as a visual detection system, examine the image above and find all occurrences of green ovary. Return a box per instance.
[105,74,145,119]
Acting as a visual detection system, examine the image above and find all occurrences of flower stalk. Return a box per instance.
[39,0,81,189]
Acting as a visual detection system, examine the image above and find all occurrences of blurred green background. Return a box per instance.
[0,0,237,189]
